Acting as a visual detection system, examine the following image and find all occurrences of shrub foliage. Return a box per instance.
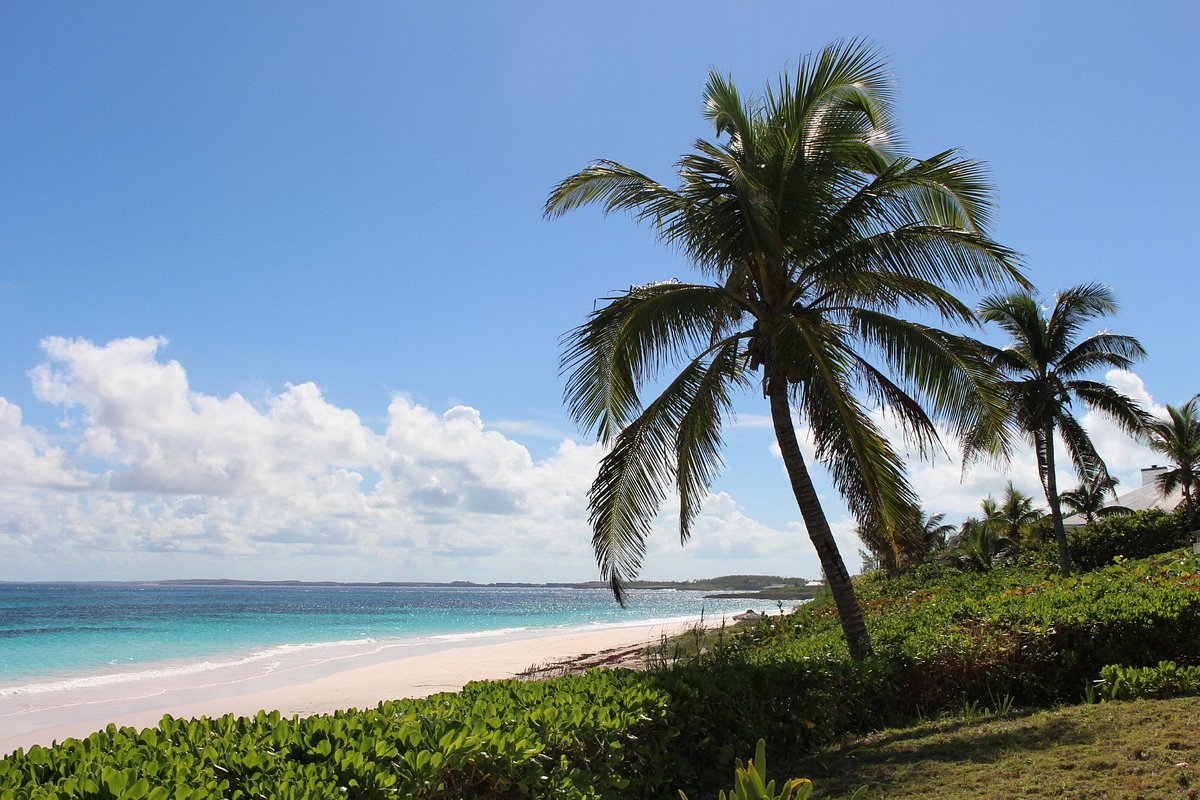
[2,549,1198,798]
[1063,509,1191,570]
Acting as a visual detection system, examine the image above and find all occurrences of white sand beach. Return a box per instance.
[0,619,695,757]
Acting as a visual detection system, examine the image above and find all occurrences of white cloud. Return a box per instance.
[756,369,1161,542]
[5,336,749,584]
[2,339,1166,584]
[0,397,93,489]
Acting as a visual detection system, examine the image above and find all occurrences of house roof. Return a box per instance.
[1062,475,1184,527]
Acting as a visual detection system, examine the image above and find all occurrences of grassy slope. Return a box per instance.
[790,697,1199,800]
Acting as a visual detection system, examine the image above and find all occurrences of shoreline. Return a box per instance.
[0,617,702,757]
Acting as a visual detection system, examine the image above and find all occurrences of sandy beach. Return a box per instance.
[0,618,696,757]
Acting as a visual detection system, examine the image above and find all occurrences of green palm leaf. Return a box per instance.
[970,284,1147,575]
[549,42,1024,659]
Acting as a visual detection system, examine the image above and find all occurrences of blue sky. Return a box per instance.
[1,2,1197,583]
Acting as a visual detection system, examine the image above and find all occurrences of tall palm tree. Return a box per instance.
[1060,474,1129,523]
[1141,396,1200,527]
[545,41,1023,661]
[967,284,1148,576]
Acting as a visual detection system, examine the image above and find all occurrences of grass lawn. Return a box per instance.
[789,697,1199,799]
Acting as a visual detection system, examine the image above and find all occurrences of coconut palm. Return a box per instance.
[967,284,1148,576]
[958,494,1004,541]
[853,506,948,578]
[996,481,1043,543]
[1060,474,1130,523]
[546,41,1023,660]
[1141,396,1200,527]
[953,518,1016,572]
[895,508,956,567]
[950,494,1016,571]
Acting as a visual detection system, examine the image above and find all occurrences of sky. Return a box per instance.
[1,2,1197,583]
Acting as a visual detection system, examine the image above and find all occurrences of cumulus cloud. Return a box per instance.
[761,369,1162,540]
[4,336,814,582]
[5,337,1162,584]
[30,336,378,496]
[0,397,92,489]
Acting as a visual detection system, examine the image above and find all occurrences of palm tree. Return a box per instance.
[856,507,952,576]
[1060,474,1130,523]
[901,508,957,566]
[546,41,1023,661]
[920,511,957,553]
[950,494,1017,571]
[1141,396,1200,527]
[996,481,1043,543]
[855,518,899,578]
[967,284,1148,576]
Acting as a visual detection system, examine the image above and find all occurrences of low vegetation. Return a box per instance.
[3,545,1197,798]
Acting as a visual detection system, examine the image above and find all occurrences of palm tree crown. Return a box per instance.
[967,283,1148,575]
[995,481,1044,542]
[1141,396,1200,527]
[952,495,1017,572]
[546,41,1023,660]
[1060,474,1128,523]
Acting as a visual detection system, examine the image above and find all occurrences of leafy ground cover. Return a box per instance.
[2,549,1197,798]
[0,672,680,799]
[788,696,1200,799]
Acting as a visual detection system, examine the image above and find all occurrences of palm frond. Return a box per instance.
[978,292,1049,362]
[1045,283,1117,358]
[702,69,755,146]
[588,344,744,604]
[676,341,749,544]
[812,224,1022,294]
[1056,333,1147,379]
[1068,379,1151,434]
[1055,412,1106,485]
[848,310,1006,440]
[544,161,683,222]
[561,283,748,441]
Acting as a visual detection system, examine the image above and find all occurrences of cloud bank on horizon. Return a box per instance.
[1,336,1166,582]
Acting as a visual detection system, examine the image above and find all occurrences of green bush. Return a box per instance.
[0,671,680,800]
[1066,509,1191,570]
[722,549,1200,711]
[4,549,1199,799]
[1095,661,1200,701]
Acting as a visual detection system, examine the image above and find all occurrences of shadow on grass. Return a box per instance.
[822,713,1092,767]
[787,710,1098,798]
[831,707,1072,756]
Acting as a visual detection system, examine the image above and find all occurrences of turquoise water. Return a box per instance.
[0,582,762,688]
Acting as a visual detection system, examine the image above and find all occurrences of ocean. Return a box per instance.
[0,582,766,696]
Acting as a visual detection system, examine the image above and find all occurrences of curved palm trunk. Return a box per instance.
[767,377,874,661]
[1040,422,1073,577]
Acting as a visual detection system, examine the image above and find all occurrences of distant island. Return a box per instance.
[151,574,823,600]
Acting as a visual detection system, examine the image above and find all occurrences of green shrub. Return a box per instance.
[1066,509,1191,570]
[721,549,1200,712]
[1095,661,1200,701]
[4,549,1198,799]
[0,671,679,800]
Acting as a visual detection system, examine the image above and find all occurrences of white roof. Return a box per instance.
[1062,480,1184,527]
